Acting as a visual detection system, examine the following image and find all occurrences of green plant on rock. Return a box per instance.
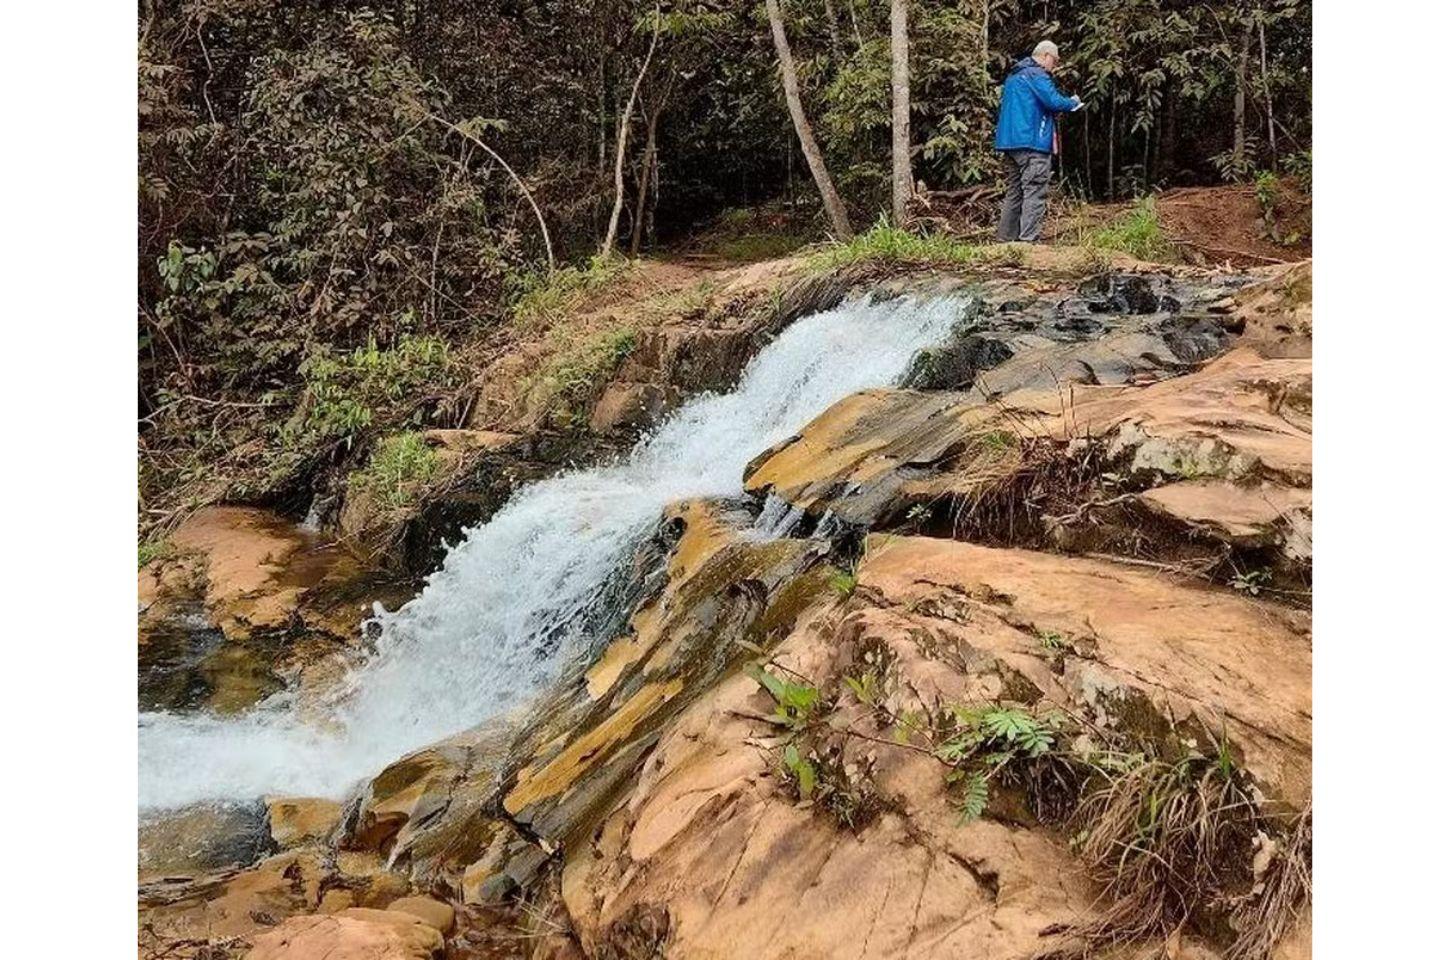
[827,565,858,599]
[138,538,173,570]
[782,743,817,800]
[744,662,822,732]
[1036,629,1068,653]
[1230,568,1272,596]
[530,324,639,428]
[349,432,440,511]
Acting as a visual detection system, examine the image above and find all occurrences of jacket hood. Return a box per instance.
[1009,56,1043,76]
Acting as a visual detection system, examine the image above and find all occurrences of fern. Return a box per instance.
[980,708,1055,757]
[957,773,990,824]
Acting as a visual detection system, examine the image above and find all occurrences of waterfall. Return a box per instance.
[138,294,966,810]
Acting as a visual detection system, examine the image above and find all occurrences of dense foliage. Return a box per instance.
[138,0,1310,533]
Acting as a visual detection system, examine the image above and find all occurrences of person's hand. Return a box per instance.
[1071,96,1086,111]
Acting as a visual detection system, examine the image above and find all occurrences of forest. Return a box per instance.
[138,0,1311,539]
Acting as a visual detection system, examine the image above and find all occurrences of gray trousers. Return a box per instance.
[996,149,1052,242]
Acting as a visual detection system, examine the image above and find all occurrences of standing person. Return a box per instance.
[995,40,1084,242]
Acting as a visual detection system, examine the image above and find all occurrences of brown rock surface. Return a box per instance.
[265,796,343,849]
[245,909,443,960]
[386,896,456,934]
[558,536,1310,958]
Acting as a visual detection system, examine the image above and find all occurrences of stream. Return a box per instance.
[138,294,968,810]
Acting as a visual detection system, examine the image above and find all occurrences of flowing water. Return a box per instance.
[138,295,967,810]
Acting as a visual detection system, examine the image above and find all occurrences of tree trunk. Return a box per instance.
[1258,14,1277,167]
[1158,85,1177,182]
[845,0,865,51]
[602,5,663,260]
[889,0,912,225]
[823,0,843,62]
[765,0,854,238]
[1233,16,1252,176]
[630,102,662,258]
[1107,100,1116,200]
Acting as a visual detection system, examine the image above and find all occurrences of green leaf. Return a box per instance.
[957,773,989,824]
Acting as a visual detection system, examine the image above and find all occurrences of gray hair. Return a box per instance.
[1033,40,1060,59]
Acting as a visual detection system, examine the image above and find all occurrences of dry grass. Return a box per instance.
[1226,806,1312,960]
[1050,746,1261,956]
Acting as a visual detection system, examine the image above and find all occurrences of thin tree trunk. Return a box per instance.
[602,4,663,260]
[1233,16,1251,176]
[424,112,555,272]
[1108,100,1116,200]
[823,0,843,62]
[630,103,662,257]
[765,0,854,238]
[889,0,912,225]
[1258,14,1277,167]
[845,0,865,51]
[1157,85,1177,181]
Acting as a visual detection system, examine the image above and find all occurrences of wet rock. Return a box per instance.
[903,334,1014,390]
[167,507,312,641]
[265,797,343,850]
[345,744,468,856]
[589,381,670,435]
[1234,259,1312,355]
[139,849,332,948]
[139,801,273,880]
[1077,271,1176,314]
[498,499,833,846]
[140,506,387,713]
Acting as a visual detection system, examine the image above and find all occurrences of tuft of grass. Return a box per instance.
[138,538,173,569]
[827,565,859,598]
[810,216,983,271]
[349,432,440,511]
[1086,196,1176,263]
[1226,806,1311,960]
[529,324,639,427]
[1061,741,1260,953]
[508,255,632,329]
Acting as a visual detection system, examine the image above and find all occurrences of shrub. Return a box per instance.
[292,334,454,449]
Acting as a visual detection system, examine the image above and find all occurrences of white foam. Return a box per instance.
[138,295,965,809]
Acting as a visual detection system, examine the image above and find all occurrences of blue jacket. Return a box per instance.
[995,56,1079,153]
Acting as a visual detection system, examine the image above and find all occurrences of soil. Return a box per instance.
[1155,183,1311,267]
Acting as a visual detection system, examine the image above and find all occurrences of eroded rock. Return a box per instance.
[557,535,1309,958]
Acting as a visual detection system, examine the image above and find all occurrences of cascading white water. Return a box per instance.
[138,295,966,810]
